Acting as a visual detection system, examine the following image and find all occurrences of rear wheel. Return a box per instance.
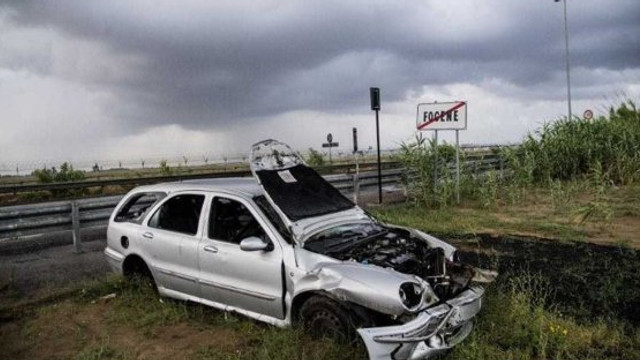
[122,256,156,291]
[299,296,356,342]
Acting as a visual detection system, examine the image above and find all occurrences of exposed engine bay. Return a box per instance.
[304,223,476,300]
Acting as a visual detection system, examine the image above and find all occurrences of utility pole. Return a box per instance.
[557,0,572,120]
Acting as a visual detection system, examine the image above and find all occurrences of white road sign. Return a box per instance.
[583,109,593,120]
[416,101,467,131]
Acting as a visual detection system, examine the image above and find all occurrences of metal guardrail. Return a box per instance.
[0,169,403,252]
[0,196,121,253]
[0,161,400,195]
[0,152,506,253]
[0,151,506,195]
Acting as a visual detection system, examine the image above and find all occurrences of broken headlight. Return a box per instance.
[399,282,423,310]
[452,250,461,262]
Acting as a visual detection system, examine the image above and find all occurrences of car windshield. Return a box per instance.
[304,222,387,254]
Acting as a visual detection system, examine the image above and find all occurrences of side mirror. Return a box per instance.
[240,236,272,252]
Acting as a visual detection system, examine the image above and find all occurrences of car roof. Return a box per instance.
[133,177,264,197]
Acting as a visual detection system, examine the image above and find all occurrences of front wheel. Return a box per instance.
[299,296,356,342]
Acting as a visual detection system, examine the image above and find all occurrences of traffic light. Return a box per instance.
[370,87,380,111]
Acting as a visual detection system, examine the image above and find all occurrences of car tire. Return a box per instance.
[123,257,157,292]
[299,296,356,342]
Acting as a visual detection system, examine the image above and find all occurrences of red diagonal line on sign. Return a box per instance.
[418,101,466,130]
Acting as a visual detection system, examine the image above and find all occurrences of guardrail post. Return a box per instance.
[71,201,83,253]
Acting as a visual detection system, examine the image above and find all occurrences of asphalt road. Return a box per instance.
[0,240,111,308]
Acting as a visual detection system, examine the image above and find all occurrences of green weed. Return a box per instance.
[452,275,640,360]
[399,100,640,212]
[510,100,640,185]
[73,343,127,360]
[54,275,640,360]
[306,148,326,167]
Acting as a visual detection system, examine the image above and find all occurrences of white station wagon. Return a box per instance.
[105,139,494,359]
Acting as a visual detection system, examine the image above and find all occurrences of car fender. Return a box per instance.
[292,261,419,317]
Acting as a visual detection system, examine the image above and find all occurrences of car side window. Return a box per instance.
[209,197,266,244]
[115,192,166,224]
[148,194,205,235]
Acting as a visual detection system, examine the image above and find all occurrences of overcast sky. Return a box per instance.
[0,0,639,171]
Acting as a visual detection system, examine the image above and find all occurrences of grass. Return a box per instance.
[73,344,128,360]
[513,100,640,184]
[372,182,640,248]
[2,188,639,358]
[451,275,640,360]
[15,275,367,360]
[3,273,638,360]
[396,101,640,234]
[373,202,586,243]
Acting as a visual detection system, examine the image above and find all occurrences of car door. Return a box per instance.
[198,194,284,319]
[143,192,207,297]
[108,191,166,246]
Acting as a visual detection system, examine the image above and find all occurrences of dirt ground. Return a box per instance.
[450,234,640,324]
[1,234,638,360]
[0,298,243,360]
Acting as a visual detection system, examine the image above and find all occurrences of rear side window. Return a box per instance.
[148,194,205,235]
[115,192,166,224]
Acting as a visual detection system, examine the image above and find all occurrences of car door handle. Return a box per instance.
[142,232,154,239]
[203,245,218,253]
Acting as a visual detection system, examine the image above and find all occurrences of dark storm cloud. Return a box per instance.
[1,0,638,131]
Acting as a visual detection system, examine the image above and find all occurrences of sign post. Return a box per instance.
[370,87,382,204]
[321,133,339,165]
[352,127,360,204]
[433,129,438,204]
[455,129,460,204]
[416,101,467,204]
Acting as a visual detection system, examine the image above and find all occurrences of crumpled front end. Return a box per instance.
[357,286,484,360]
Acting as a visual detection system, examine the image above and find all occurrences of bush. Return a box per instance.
[159,159,173,176]
[400,100,640,209]
[398,133,479,207]
[306,148,325,167]
[32,162,85,183]
[509,100,640,185]
[452,274,640,360]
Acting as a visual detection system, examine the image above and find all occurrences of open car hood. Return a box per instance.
[249,139,357,241]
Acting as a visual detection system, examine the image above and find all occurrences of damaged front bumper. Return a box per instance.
[357,286,484,360]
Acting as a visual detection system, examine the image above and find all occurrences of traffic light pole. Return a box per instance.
[370,87,382,204]
[375,109,382,204]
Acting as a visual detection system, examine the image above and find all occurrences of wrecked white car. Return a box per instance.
[104,139,495,359]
